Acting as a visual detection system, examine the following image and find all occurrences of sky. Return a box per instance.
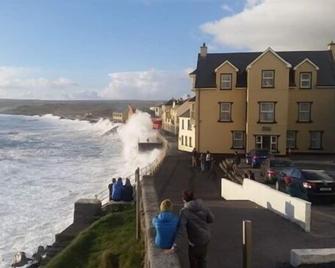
[0,0,334,100]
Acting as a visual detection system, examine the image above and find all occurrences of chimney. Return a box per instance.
[200,43,207,58]
[328,40,335,61]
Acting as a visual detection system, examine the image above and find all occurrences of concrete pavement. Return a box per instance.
[152,134,335,268]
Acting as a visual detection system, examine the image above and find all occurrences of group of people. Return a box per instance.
[152,190,214,268]
[108,177,134,202]
[192,149,214,172]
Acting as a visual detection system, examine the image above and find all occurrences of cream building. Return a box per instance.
[190,42,335,155]
[177,97,196,152]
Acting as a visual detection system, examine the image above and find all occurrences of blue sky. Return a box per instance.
[0,0,334,100]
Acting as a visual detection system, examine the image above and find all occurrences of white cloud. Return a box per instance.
[100,69,191,100]
[0,66,79,99]
[201,0,335,51]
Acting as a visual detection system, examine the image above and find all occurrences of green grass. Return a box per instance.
[46,207,143,268]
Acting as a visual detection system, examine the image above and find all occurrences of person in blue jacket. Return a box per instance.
[112,177,123,201]
[152,199,179,249]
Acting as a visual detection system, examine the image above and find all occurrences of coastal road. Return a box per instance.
[153,134,335,268]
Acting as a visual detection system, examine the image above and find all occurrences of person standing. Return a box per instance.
[173,191,214,268]
[152,199,179,249]
[192,148,198,168]
[205,151,211,171]
[108,178,116,201]
[200,153,205,172]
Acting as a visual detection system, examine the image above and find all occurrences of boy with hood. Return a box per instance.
[152,199,179,249]
[172,191,214,268]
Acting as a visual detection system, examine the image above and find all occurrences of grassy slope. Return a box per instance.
[46,208,143,268]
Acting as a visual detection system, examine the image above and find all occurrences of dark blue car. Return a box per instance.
[245,149,269,168]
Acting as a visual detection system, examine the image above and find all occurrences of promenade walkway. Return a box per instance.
[153,134,335,268]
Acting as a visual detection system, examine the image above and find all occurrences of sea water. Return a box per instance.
[0,112,160,267]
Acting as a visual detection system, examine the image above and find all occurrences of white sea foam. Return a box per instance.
[0,112,160,267]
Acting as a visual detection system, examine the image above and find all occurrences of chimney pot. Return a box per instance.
[200,43,207,58]
[328,40,335,61]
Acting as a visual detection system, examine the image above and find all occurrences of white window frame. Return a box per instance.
[255,136,263,149]
[219,102,232,122]
[187,119,191,130]
[181,135,184,145]
[189,137,192,147]
[232,131,244,149]
[300,72,312,89]
[262,70,275,88]
[181,119,184,130]
[185,136,188,146]
[220,73,232,90]
[298,102,311,122]
[270,136,278,152]
[259,102,275,123]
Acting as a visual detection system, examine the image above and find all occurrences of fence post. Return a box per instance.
[135,167,140,240]
[242,220,252,268]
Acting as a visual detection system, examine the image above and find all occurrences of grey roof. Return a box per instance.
[180,109,190,118]
[164,98,185,106]
[193,50,335,88]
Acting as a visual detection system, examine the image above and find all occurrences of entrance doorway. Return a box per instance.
[255,135,278,152]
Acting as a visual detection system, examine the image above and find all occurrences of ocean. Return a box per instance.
[0,112,160,267]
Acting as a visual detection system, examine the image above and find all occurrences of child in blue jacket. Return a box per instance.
[152,199,179,249]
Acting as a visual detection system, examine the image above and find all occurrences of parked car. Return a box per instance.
[245,149,269,168]
[260,158,294,184]
[276,167,335,201]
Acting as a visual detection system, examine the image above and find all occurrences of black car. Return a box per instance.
[276,167,335,201]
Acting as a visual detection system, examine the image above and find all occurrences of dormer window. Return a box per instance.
[300,72,312,89]
[261,70,275,88]
[220,73,232,90]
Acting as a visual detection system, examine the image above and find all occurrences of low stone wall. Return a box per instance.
[141,175,181,268]
[221,178,311,232]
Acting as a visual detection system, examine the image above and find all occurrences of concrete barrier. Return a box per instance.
[291,248,335,267]
[141,176,181,268]
[221,178,311,232]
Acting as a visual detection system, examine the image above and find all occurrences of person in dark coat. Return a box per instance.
[108,178,116,201]
[112,177,123,201]
[121,178,134,201]
[173,191,214,268]
[152,199,179,249]
[192,148,198,168]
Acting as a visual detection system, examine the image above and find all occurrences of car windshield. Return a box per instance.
[270,160,293,168]
[302,171,334,181]
[255,149,268,156]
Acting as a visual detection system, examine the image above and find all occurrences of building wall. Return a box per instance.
[178,116,195,152]
[195,50,335,154]
[246,51,290,154]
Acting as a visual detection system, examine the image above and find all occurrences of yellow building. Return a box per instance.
[161,98,184,134]
[191,42,335,155]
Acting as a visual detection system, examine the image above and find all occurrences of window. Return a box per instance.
[259,102,275,123]
[255,136,262,149]
[298,102,312,122]
[189,137,192,147]
[309,131,323,150]
[181,119,184,130]
[219,102,232,122]
[185,136,188,146]
[232,131,245,149]
[181,135,184,145]
[187,119,191,130]
[271,136,278,152]
[220,73,232,90]
[300,72,312,89]
[262,70,275,88]
[287,130,297,149]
